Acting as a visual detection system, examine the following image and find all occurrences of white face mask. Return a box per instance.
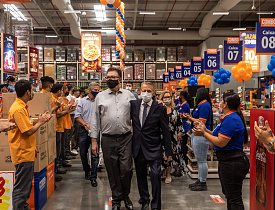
[163,98,171,105]
[141,92,152,103]
[126,86,132,91]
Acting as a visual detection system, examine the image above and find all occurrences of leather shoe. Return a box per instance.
[141,203,149,210]
[111,206,120,210]
[55,175,62,182]
[85,172,91,180]
[56,168,66,174]
[91,180,97,187]
[124,198,133,210]
[62,162,72,167]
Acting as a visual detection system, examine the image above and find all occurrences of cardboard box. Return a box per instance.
[47,136,56,164]
[34,121,48,145]
[44,64,55,77]
[47,161,55,199]
[34,142,48,173]
[44,48,54,61]
[0,132,9,147]
[2,92,51,118]
[0,146,14,171]
[47,114,56,139]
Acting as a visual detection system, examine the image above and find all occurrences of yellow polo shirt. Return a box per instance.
[51,93,64,133]
[41,89,48,93]
[8,98,36,165]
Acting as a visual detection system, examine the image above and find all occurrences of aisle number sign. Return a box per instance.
[191,56,204,75]
[204,49,220,71]
[223,37,243,65]
[256,18,275,55]
[174,66,182,80]
[0,171,14,210]
[182,62,191,78]
[163,73,170,91]
[169,69,177,92]
[240,32,259,73]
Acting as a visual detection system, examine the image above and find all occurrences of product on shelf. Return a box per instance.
[134,64,144,80]
[56,65,66,80]
[146,64,156,80]
[167,47,177,61]
[44,48,55,62]
[124,66,134,80]
[56,46,66,62]
[67,47,77,62]
[111,46,119,61]
[37,47,44,62]
[20,54,28,62]
[134,49,144,62]
[90,73,100,80]
[67,66,77,80]
[177,46,187,62]
[78,46,81,61]
[44,64,55,77]
[156,69,166,79]
[78,64,89,80]
[156,47,166,61]
[102,64,111,80]
[125,49,133,62]
[145,48,155,62]
[14,26,32,47]
[102,48,111,62]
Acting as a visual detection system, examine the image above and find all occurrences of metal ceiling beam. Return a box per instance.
[133,0,139,29]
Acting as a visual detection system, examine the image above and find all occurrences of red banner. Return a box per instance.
[29,47,39,78]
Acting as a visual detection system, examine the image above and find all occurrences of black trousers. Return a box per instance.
[101,133,133,206]
[181,134,188,166]
[56,132,62,170]
[135,148,162,210]
[217,150,250,210]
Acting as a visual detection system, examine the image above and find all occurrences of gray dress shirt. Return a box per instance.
[139,99,153,126]
[74,96,95,124]
[89,88,136,138]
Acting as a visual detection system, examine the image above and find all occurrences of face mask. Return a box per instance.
[30,91,34,100]
[107,80,119,89]
[65,91,69,97]
[141,92,152,103]
[91,91,99,98]
[163,98,171,105]
[126,86,132,91]
[219,103,225,113]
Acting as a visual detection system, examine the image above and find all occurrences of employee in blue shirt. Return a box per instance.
[182,88,213,191]
[193,92,250,210]
[177,90,191,167]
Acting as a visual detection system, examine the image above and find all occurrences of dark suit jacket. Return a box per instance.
[130,99,173,160]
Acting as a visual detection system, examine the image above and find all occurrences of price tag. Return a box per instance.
[223,38,243,65]
[182,62,191,78]
[191,57,204,75]
[256,19,275,55]
[204,49,220,71]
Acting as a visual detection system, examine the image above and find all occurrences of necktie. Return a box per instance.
[142,103,148,126]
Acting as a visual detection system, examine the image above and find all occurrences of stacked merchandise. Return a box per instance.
[134,49,144,62]
[67,47,77,62]
[125,49,133,62]
[78,46,81,61]
[102,48,111,61]
[167,47,177,61]
[44,48,55,62]
[14,26,32,47]
[146,64,156,80]
[78,64,89,80]
[90,73,100,80]
[156,69,166,79]
[56,65,66,80]
[124,66,134,80]
[44,64,55,77]
[145,48,155,62]
[111,46,119,62]
[56,47,66,62]
[37,47,44,62]
[177,46,187,62]
[134,64,144,80]
[156,47,166,61]
[67,66,77,80]
[20,54,28,62]
[102,64,111,80]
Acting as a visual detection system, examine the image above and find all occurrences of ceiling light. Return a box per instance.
[213,12,229,15]
[182,28,187,31]
[233,28,247,31]
[94,5,107,22]
[64,10,81,14]
[139,11,156,15]
[34,26,47,29]
[46,35,58,38]
[102,27,115,30]
[82,11,87,16]
[168,28,182,30]
[3,4,27,21]
[257,12,273,15]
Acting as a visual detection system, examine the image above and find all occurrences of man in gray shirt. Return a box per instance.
[75,82,100,187]
[90,67,135,210]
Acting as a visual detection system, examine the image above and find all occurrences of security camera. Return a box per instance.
[251,5,256,11]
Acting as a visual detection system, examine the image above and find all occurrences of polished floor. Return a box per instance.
[43,157,250,210]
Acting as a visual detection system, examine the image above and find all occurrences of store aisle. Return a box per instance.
[43,157,250,210]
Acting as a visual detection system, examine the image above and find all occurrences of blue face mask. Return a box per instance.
[91,91,99,98]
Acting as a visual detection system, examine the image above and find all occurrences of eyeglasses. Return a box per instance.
[142,90,152,93]
[106,76,119,80]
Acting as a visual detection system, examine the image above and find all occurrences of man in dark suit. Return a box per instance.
[131,82,172,210]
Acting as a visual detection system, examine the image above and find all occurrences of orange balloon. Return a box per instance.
[243,74,251,81]
[238,68,246,76]
[231,65,238,74]
[113,0,121,7]
[238,61,247,68]
[245,66,252,74]
[100,0,108,5]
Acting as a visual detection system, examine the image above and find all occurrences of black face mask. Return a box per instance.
[91,91,99,98]
[107,80,119,89]
[65,91,69,97]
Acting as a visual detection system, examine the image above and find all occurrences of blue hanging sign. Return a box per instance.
[204,49,220,71]
[191,57,204,75]
[182,62,191,78]
[223,37,243,65]
[256,19,275,55]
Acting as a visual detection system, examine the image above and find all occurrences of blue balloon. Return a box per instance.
[226,71,231,77]
[220,68,226,74]
[214,78,217,83]
[221,73,227,80]
[225,78,230,84]
[191,81,195,86]
[272,55,275,60]
[272,69,275,77]
[268,62,275,71]
[217,78,223,84]
[107,4,114,8]
[266,85,270,89]
[271,59,275,67]
[214,71,221,79]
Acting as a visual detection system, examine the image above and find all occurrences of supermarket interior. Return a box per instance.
[0,0,275,210]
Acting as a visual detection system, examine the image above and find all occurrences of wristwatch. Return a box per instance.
[268,139,275,153]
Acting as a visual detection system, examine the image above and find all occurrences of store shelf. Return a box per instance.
[187,165,219,179]
[187,144,193,151]
[187,154,197,162]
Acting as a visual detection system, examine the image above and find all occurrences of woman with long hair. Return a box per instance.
[193,92,250,209]
[182,87,213,191]
[159,90,184,183]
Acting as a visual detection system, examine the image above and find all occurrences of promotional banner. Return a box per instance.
[0,171,15,210]
[182,62,191,78]
[240,32,259,73]
[163,72,170,91]
[29,47,39,78]
[81,31,102,73]
[169,69,177,92]
[223,37,243,65]
[1,33,17,73]
[174,66,182,80]
[204,48,220,71]
[256,18,275,55]
[191,56,204,75]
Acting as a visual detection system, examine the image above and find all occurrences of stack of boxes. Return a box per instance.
[44,48,55,62]
[78,64,89,80]
[90,73,100,80]
[156,47,166,61]
[44,64,55,78]
[145,48,155,62]
[125,49,133,62]
[146,64,156,80]
[56,65,66,80]
[102,48,111,61]
[67,47,77,62]
[55,47,66,62]
[37,47,44,62]
[177,46,187,62]
[67,66,77,80]
[167,47,177,61]
[124,66,134,80]
[78,46,82,61]
[14,26,32,47]
[156,69,166,79]
[134,64,144,80]
[0,92,57,210]
[102,64,111,80]
[111,46,119,61]
[134,49,144,62]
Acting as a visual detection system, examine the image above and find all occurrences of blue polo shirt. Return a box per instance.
[213,112,245,151]
[192,100,212,131]
[177,101,190,132]
[175,98,180,106]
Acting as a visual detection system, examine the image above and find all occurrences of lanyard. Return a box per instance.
[179,101,187,109]
[220,110,237,123]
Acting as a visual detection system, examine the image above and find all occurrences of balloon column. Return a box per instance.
[187,76,198,86]
[260,77,275,90]
[267,55,275,76]
[213,68,231,85]
[198,74,211,87]
[116,2,126,71]
[101,0,121,8]
[179,78,189,89]
[231,61,252,83]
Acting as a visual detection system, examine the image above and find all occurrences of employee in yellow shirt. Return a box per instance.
[8,80,51,210]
